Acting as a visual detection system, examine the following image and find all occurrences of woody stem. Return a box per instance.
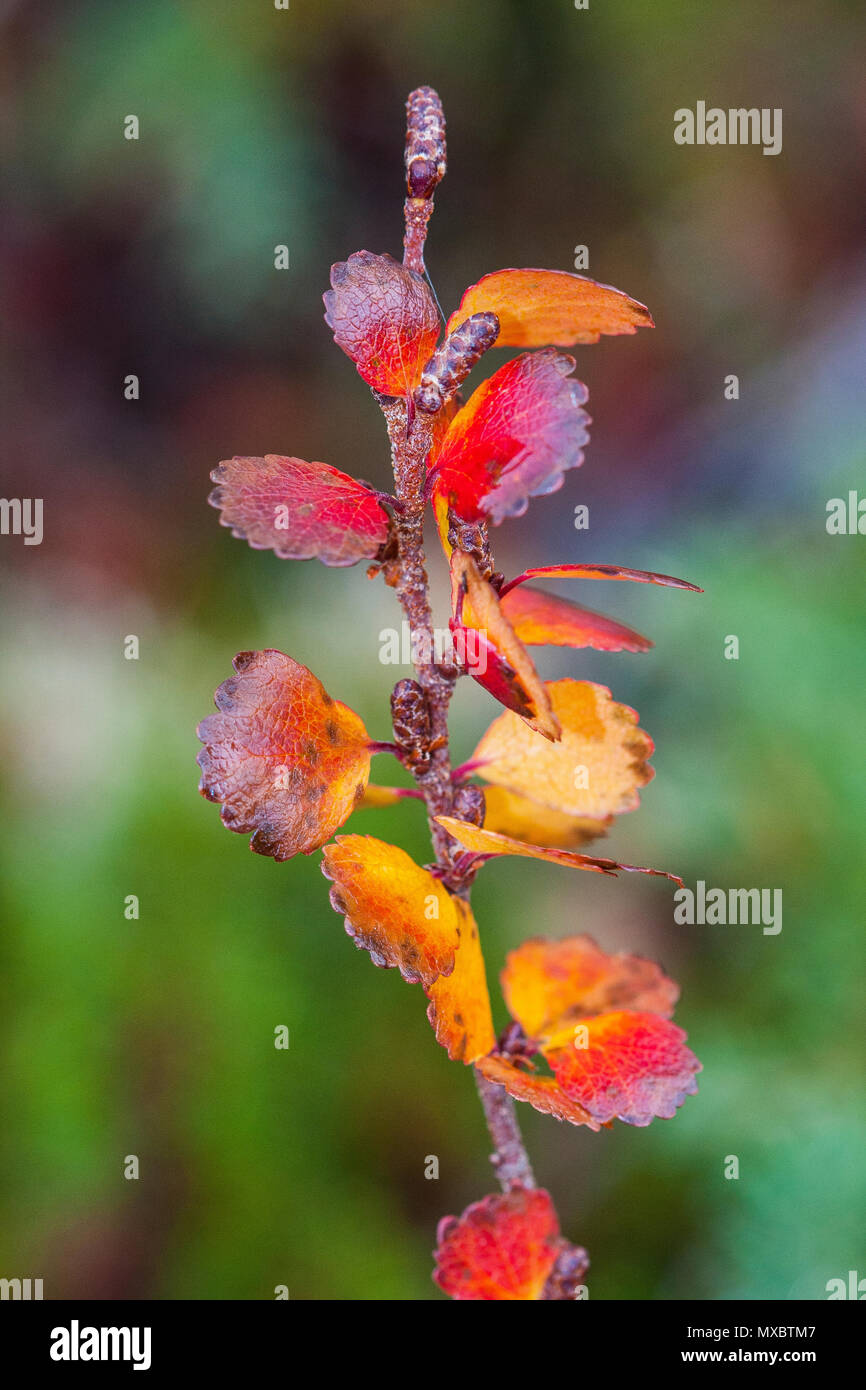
[403,197,435,275]
[474,1070,537,1190]
[381,397,458,870]
[380,392,538,1198]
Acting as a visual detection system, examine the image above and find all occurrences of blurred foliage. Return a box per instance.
[1,0,864,1298]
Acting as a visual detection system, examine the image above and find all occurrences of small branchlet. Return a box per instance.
[414,312,500,414]
[403,85,446,273]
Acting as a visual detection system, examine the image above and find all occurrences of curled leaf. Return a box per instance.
[501,586,652,653]
[502,935,679,1040]
[435,817,682,885]
[427,349,590,524]
[446,268,653,347]
[450,550,559,740]
[197,651,371,860]
[426,898,495,1062]
[323,250,440,395]
[433,1186,565,1300]
[321,835,461,985]
[208,455,390,567]
[501,563,702,597]
[471,679,655,819]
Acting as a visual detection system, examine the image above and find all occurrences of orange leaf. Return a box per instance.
[427,350,590,524]
[450,551,559,740]
[446,268,653,347]
[208,455,390,567]
[435,817,682,885]
[471,679,654,819]
[426,898,495,1062]
[483,937,700,1128]
[547,1011,700,1126]
[501,563,702,596]
[197,651,371,860]
[475,1054,599,1129]
[481,785,612,850]
[321,835,461,986]
[501,936,679,1041]
[501,586,652,653]
[323,251,440,395]
[433,1186,564,1300]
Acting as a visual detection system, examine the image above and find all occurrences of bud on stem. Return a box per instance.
[405,86,446,199]
[391,677,434,773]
[414,312,500,413]
[403,86,446,273]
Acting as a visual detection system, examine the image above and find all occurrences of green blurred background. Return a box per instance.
[2,0,865,1299]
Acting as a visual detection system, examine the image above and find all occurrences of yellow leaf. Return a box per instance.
[471,679,654,818]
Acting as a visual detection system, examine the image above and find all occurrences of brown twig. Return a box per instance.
[379,85,585,1297]
[474,1068,536,1190]
[380,397,459,872]
[378,377,540,1231]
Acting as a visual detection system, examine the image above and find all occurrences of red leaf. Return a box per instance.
[446,268,653,347]
[427,350,590,524]
[501,563,702,597]
[197,651,371,860]
[433,1186,564,1300]
[209,455,390,567]
[548,1011,701,1126]
[450,550,560,740]
[480,937,700,1129]
[323,251,440,395]
[500,586,652,653]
